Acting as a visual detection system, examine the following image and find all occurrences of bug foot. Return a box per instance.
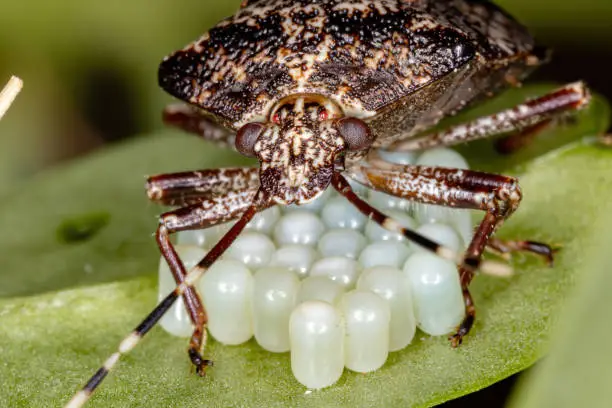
[189,348,214,377]
[449,331,465,348]
[487,239,558,267]
[449,313,474,348]
[195,360,214,377]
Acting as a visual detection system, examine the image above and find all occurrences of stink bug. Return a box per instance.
[67,1,591,406]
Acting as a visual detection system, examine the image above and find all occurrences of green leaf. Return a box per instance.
[508,186,612,407]
[0,84,610,407]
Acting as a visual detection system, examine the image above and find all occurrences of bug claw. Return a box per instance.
[196,360,214,377]
[449,332,464,348]
[524,241,558,267]
[449,326,468,348]
[188,348,213,377]
[487,239,559,267]
[449,313,474,348]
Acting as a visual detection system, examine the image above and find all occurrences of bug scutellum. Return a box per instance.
[66,1,591,406]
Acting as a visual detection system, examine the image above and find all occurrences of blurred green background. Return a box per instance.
[1,1,611,406]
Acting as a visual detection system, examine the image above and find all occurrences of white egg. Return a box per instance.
[377,149,416,165]
[403,252,465,336]
[318,229,367,259]
[358,241,411,269]
[341,290,390,373]
[197,222,235,247]
[198,260,254,345]
[224,231,275,268]
[176,229,208,248]
[320,196,368,230]
[273,211,325,246]
[309,257,362,289]
[252,266,300,353]
[298,276,345,305]
[415,147,469,170]
[246,206,281,234]
[290,301,345,389]
[269,245,319,279]
[357,266,417,352]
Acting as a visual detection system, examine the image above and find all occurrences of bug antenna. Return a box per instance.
[331,173,512,277]
[65,190,267,408]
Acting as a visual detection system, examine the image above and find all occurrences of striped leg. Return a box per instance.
[343,163,553,346]
[332,173,512,278]
[388,82,590,153]
[66,189,267,408]
[146,167,262,374]
[158,188,262,375]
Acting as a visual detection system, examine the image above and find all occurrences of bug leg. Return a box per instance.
[450,214,503,347]
[163,103,235,147]
[332,173,511,278]
[344,163,546,345]
[146,167,259,206]
[157,189,262,374]
[389,82,590,152]
[487,237,557,266]
[157,222,210,374]
[66,189,268,408]
[146,168,262,374]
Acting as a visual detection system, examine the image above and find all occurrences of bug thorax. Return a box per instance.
[232,93,373,205]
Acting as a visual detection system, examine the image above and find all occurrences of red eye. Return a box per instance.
[272,113,280,125]
[318,109,329,121]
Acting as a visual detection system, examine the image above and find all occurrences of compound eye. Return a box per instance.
[337,117,373,152]
[235,122,265,157]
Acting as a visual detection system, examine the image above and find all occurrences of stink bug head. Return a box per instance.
[239,94,372,205]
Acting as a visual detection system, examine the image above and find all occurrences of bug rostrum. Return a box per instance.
[66,0,591,406]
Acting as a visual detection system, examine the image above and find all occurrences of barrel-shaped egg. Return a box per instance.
[298,276,345,305]
[357,266,417,351]
[252,267,300,352]
[290,301,345,389]
[273,211,325,246]
[224,231,275,268]
[358,241,411,269]
[199,259,254,345]
[268,245,319,279]
[317,229,367,259]
[246,206,281,234]
[341,290,390,373]
[320,196,368,230]
[403,252,465,336]
[309,257,362,289]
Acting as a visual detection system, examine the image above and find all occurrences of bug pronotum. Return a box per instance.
[66,1,592,406]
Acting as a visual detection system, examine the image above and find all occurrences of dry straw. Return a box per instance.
[0,76,23,120]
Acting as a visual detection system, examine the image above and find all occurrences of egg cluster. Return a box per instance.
[158,148,473,389]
